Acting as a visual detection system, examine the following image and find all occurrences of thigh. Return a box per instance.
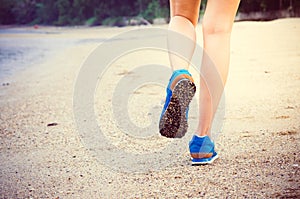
[170,0,201,26]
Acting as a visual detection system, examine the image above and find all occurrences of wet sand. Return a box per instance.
[0,19,300,198]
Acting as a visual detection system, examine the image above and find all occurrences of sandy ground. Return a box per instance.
[0,18,300,198]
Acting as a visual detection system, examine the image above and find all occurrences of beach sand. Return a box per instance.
[0,18,299,198]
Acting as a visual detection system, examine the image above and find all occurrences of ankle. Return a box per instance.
[195,131,210,137]
[194,134,207,138]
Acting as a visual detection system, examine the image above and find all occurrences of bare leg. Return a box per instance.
[168,0,200,71]
[197,0,240,136]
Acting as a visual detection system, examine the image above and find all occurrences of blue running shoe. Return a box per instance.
[159,69,196,138]
[189,135,218,165]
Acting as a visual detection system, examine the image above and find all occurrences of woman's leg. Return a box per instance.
[197,0,240,136]
[168,0,201,70]
[159,0,200,138]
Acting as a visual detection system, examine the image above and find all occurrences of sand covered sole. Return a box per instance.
[159,79,196,138]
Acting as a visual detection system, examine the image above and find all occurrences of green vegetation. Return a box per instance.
[239,0,300,12]
[0,0,299,26]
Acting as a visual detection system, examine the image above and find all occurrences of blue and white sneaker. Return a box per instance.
[159,69,196,138]
[189,135,218,165]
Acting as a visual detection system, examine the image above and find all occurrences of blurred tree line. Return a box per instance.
[0,0,299,25]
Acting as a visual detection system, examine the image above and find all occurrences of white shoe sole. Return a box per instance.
[191,154,219,165]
